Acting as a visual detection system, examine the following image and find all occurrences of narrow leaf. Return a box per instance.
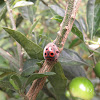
[71,24,84,41]
[18,5,36,23]
[0,81,15,90]
[0,67,15,73]
[95,28,100,37]
[0,72,15,78]
[95,0,100,4]
[16,13,23,28]
[21,59,40,76]
[0,0,15,21]
[51,15,63,23]
[87,0,100,38]
[3,27,43,60]
[10,75,22,89]
[62,65,86,80]
[25,72,55,87]
[58,48,90,67]
[79,17,87,33]
[74,19,83,32]
[9,79,19,90]
[0,5,7,21]
[49,5,65,17]
[69,38,82,48]
[0,90,7,100]
[0,48,19,68]
[13,1,34,8]
[29,19,39,35]
[48,62,67,100]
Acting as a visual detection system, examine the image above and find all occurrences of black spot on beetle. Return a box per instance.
[51,53,54,55]
[56,51,59,53]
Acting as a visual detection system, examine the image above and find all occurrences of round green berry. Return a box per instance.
[69,77,94,100]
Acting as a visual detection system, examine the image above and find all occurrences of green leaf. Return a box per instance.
[95,28,100,37]
[69,38,82,48]
[71,24,84,41]
[0,48,19,68]
[0,0,15,21]
[87,0,100,39]
[36,90,44,100]
[48,62,67,100]
[16,13,23,28]
[79,17,87,33]
[58,48,90,67]
[25,72,55,88]
[13,1,34,8]
[30,0,37,3]
[0,5,7,21]
[74,19,83,32]
[10,75,22,90]
[63,65,86,80]
[18,5,36,24]
[0,67,15,73]
[49,5,65,17]
[51,15,63,23]
[3,27,43,60]
[0,90,7,100]
[0,81,15,91]
[21,59,40,76]
[95,0,100,4]
[0,72,15,79]
[29,19,39,35]
[9,79,19,90]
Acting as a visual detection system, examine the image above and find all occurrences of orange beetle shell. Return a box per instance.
[43,42,60,61]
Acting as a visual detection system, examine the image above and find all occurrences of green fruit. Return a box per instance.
[93,62,100,78]
[69,77,94,100]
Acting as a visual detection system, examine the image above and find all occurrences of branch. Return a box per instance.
[26,61,56,100]
[26,0,81,100]
[54,0,81,52]
[40,0,48,6]
[4,0,23,70]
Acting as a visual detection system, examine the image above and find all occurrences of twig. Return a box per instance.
[52,0,62,8]
[26,0,81,100]
[58,0,66,7]
[40,0,48,6]
[88,51,96,68]
[4,0,23,69]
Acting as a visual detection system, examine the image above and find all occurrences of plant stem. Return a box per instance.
[89,51,96,67]
[4,0,23,69]
[40,0,48,6]
[54,0,81,52]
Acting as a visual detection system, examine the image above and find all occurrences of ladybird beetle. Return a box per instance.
[43,42,60,61]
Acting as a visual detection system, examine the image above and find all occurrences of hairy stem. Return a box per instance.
[4,0,23,69]
[54,0,81,52]
[40,0,48,6]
